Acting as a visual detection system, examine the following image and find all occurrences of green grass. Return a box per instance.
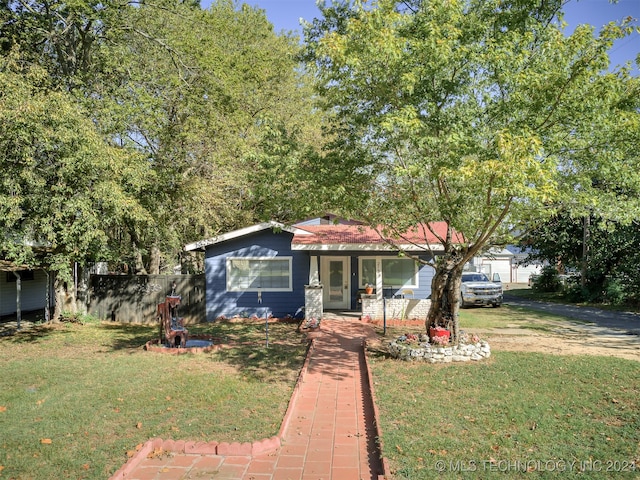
[370,306,640,479]
[505,285,640,312]
[456,304,587,332]
[0,320,307,479]
[370,352,639,479]
[504,286,567,302]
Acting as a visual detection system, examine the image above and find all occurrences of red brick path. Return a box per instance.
[111,319,386,479]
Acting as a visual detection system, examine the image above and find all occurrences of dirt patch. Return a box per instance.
[473,324,640,362]
[370,321,640,362]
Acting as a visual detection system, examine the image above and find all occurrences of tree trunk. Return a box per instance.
[581,215,589,288]
[51,272,81,322]
[133,243,147,275]
[426,256,464,343]
[52,276,66,323]
[149,245,161,275]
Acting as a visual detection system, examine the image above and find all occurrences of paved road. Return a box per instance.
[503,293,640,334]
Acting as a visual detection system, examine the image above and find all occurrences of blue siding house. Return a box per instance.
[185,221,442,321]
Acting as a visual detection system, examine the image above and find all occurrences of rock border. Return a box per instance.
[389,337,491,362]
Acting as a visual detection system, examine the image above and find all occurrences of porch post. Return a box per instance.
[309,256,320,286]
[305,285,323,320]
[13,271,21,330]
[375,258,383,301]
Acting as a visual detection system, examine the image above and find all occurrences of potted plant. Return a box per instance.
[364,284,374,295]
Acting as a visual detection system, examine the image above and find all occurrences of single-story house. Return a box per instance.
[184,220,460,321]
[469,246,542,284]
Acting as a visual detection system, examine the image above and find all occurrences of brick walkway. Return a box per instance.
[112,319,385,480]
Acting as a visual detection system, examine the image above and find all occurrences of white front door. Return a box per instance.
[321,257,350,309]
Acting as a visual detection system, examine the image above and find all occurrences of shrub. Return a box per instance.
[564,283,588,302]
[604,277,627,305]
[531,266,563,293]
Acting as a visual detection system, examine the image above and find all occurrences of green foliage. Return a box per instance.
[604,277,627,305]
[304,0,640,330]
[87,0,323,270]
[0,55,149,279]
[59,311,101,324]
[3,0,324,275]
[531,266,563,293]
[522,215,640,306]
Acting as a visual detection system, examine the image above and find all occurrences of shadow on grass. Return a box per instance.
[96,320,308,380]
[196,322,308,382]
[0,323,69,343]
[213,341,309,383]
[99,322,159,350]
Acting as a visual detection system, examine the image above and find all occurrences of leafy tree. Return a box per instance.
[109,1,320,272]
[521,214,640,305]
[304,0,640,340]
[4,0,323,274]
[0,56,150,321]
[84,0,324,273]
[0,0,126,87]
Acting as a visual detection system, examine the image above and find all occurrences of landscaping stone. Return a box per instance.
[388,335,491,363]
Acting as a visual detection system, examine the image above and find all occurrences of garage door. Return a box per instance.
[482,259,511,282]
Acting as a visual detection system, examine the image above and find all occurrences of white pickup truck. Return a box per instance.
[460,272,503,307]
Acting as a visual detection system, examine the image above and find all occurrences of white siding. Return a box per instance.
[513,263,542,284]
[481,258,512,282]
[0,270,49,316]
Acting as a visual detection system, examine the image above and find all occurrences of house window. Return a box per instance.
[227,257,292,292]
[360,259,377,286]
[359,257,418,288]
[382,258,418,287]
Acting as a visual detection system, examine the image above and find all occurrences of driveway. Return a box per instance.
[503,292,640,334]
[470,292,640,362]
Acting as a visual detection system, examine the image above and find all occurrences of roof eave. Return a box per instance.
[291,243,444,252]
[184,221,312,252]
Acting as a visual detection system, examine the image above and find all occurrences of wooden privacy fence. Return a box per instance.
[88,275,205,324]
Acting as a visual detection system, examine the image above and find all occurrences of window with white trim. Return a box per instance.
[227,257,292,292]
[359,257,418,288]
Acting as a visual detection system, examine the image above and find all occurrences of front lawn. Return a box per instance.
[370,310,640,479]
[0,320,307,479]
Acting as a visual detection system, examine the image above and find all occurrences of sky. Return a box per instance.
[224,0,639,73]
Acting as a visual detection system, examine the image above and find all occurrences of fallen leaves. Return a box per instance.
[428,449,448,455]
[147,448,164,459]
[126,443,144,458]
[0,406,6,412]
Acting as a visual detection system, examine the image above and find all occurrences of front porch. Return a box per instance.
[305,253,434,317]
[306,284,432,321]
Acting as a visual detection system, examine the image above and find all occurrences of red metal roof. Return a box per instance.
[292,222,462,247]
